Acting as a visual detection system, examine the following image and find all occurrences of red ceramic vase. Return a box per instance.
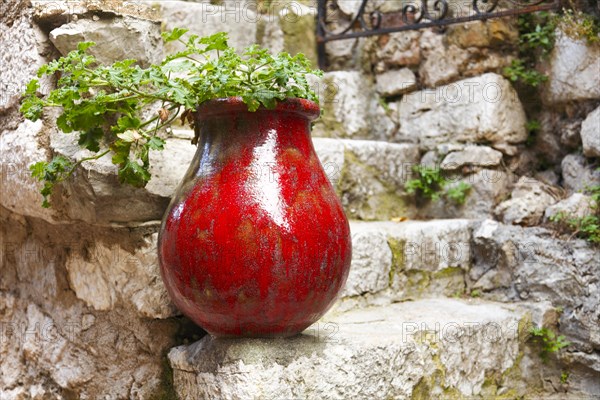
[158,97,352,337]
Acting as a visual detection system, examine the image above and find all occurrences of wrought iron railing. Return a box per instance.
[316,0,561,68]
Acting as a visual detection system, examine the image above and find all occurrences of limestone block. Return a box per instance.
[545,30,600,104]
[375,68,417,97]
[495,177,558,226]
[581,106,600,158]
[395,73,527,152]
[65,233,177,318]
[169,299,530,400]
[49,16,163,67]
[440,145,503,170]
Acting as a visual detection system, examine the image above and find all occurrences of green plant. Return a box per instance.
[405,165,472,205]
[470,289,481,298]
[503,60,549,87]
[585,184,600,205]
[525,119,541,146]
[405,165,446,201]
[550,212,600,244]
[21,28,322,207]
[503,12,556,87]
[446,182,472,205]
[506,9,599,86]
[529,326,570,362]
[557,8,599,43]
[560,371,570,384]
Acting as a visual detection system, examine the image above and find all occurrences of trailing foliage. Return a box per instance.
[404,165,472,205]
[503,12,555,87]
[504,8,599,86]
[21,28,323,207]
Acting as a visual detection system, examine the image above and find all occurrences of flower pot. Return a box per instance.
[158,97,352,337]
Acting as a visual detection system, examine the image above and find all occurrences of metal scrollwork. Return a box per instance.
[473,0,500,14]
[317,0,560,68]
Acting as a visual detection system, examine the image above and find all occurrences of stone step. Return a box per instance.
[59,218,473,321]
[153,134,421,222]
[168,298,538,399]
[339,219,472,312]
[4,123,419,225]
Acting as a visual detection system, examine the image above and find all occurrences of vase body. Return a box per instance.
[158,98,352,337]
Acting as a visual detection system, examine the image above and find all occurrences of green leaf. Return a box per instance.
[118,159,151,187]
[29,161,48,180]
[77,41,96,52]
[147,136,166,151]
[19,27,325,208]
[199,32,229,51]
[78,128,103,152]
[25,79,39,95]
[29,156,73,207]
[116,116,141,131]
[162,27,189,42]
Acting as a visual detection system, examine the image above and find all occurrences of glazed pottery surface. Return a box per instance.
[158,97,352,337]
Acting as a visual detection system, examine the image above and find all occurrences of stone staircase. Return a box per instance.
[154,133,555,399]
[169,299,530,399]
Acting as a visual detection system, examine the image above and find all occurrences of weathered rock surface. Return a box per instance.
[0,7,53,129]
[65,232,177,318]
[446,19,519,49]
[494,177,558,226]
[561,153,600,193]
[314,138,419,220]
[418,29,470,87]
[0,120,59,223]
[371,31,421,72]
[0,208,185,399]
[581,106,600,157]
[395,73,527,151]
[31,0,160,24]
[314,71,375,138]
[49,16,163,67]
[544,193,596,221]
[169,299,532,400]
[375,68,417,97]
[156,0,258,54]
[545,30,600,104]
[440,145,504,170]
[419,169,511,220]
[340,220,472,310]
[471,219,600,350]
[470,219,600,394]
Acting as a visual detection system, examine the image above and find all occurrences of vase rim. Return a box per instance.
[195,97,321,122]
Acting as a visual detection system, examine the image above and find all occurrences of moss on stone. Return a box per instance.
[405,270,431,296]
[387,237,406,287]
[149,354,177,400]
[337,149,410,220]
[279,8,317,67]
[315,75,345,138]
[432,267,463,279]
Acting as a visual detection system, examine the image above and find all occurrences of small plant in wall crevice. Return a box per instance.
[528,326,571,362]
[404,165,472,206]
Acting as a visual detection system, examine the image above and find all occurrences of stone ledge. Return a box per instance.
[168,298,533,400]
[341,220,472,311]
[2,124,419,224]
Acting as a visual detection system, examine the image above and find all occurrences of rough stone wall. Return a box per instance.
[1,0,599,398]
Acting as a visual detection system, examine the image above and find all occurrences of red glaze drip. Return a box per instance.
[158,98,352,337]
